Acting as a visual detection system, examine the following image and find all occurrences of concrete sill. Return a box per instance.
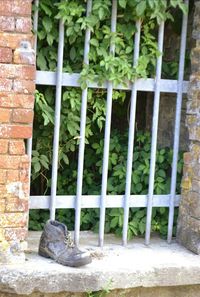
[0,231,200,295]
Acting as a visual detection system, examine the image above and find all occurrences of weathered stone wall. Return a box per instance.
[177,1,200,255]
[145,94,188,151]
[1,285,200,297]
[144,4,194,151]
[0,0,35,263]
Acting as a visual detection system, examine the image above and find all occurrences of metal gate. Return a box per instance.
[29,0,189,247]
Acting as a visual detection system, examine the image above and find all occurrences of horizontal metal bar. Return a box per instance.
[30,194,180,209]
[36,71,188,93]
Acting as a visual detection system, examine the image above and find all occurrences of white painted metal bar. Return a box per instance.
[145,22,165,245]
[74,0,92,246]
[50,19,65,220]
[33,0,39,51]
[27,0,39,180]
[167,0,189,243]
[99,0,117,247]
[122,20,141,246]
[36,71,189,93]
[30,194,180,209]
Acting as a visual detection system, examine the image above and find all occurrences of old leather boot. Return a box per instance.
[38,220,92,267]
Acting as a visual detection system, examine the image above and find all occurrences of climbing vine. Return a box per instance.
[30,0,188,238]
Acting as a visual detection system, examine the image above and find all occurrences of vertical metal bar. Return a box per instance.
[27,0,39,180]
[167,0,189,243]
[74,0,92,246]
[50,19,65,220]
[33,0,39,51]
[122,20,141,246]
[99,0,117,247]
[145,22,165,245]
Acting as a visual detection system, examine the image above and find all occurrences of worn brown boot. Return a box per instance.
[38,220,92,267]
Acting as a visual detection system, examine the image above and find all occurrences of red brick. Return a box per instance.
[0,64,17,79]
[6,169,19,182]
[0,48,12,63]
[19,65,35,80]
[0,93,35,108]
[0,1,13,16]
[0,185,6,196]
[4,227,27,241]
[12,108,33,124]
[13,0,32,16]
[9,140,25,155]
[22,182,29,198]
[0,169,6,184]
[0,64,36,80]
[0,198,5,212]
[0,228,4,240]
[0,124,32,139]
[0,16,15,32]
[0,213,28,227]
[0,33,33,49]
[0,139,8,153]
[6,198,29,212]
[13,79,35,94]
[0,78,12,92]
[0,107,11,123]
[0,155,21,169]
[0,0,32,16]
[16,17,32,33]
[19,165,29,182]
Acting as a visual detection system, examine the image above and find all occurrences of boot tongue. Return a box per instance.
[57,224,66,234]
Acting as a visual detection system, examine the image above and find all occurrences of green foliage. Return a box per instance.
[36,0,187,83]
[30,128,183,238]
[30,0,186,237]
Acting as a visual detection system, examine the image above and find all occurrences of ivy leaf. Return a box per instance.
[136,1,146,16]
[33,162,41,174]
[40,159,49,170]
[98,7,104,20]
[37,52,47,70]
[66,27,74,36]
[62,154,69,165]
[139,220,145,234]
[47,34,54,46]
[90,38,99,47]
[178,2,188,14]
[110,217,118,228]
[70,47,76,61]
[42,17,52,33]
[170,0,178,7]
[40,3,52,16]
[119,0,127,8]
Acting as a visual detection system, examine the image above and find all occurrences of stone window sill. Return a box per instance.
[0,231,200,295]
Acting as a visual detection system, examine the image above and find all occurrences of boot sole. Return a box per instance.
[39,248,92,267]
[57,255,92,267]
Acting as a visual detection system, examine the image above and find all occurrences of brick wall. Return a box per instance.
[0,0,35,263]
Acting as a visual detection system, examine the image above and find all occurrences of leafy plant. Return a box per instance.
[29,129,183,238]
[29,0,187,237]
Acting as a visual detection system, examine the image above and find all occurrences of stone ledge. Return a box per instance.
[0,231,200,295]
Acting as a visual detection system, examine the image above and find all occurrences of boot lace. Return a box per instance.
[64,231,75,248]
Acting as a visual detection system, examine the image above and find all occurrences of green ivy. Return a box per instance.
[30,130,183,238]
[30,0,187,238]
